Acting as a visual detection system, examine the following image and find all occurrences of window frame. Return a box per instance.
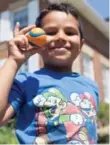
[101,64,109,103]
[82,52,94,80]
[11,6,29,73]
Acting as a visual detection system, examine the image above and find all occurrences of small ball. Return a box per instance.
[26,27,47,47]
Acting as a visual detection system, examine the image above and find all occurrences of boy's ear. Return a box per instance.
[80,38,85,48]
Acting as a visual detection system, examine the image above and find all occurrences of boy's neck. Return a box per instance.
[44,64,72,73]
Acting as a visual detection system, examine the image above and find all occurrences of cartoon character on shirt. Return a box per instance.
[46,104,85,144]
[33,88,85,144]
[33,88,67,144]
[33,88,67,118]
[68,127,89,145]
[70,92,96,118]
[70,92,97,143]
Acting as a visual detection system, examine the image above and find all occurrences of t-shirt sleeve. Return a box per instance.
[8,73,27,114]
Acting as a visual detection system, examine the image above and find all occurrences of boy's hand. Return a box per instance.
[8,23,43,66]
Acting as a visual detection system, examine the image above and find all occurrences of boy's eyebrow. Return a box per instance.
[65,26,78,30]
[64,23,79,29]
[65,26,79,33]
[43,25,79,31]
[43,25,58,29]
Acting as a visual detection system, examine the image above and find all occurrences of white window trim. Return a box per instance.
[82,52,94,80]
[101,64,109,103]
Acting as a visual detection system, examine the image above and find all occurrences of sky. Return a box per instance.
[86,0,109,19]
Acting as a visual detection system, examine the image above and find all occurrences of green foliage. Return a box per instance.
[97,103,109,126]
[98,134,109,143]
[0,119,18,144]
[97,103,109,144]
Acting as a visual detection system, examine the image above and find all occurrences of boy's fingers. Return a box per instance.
[12,35,29,51]
[26,46,45,58]
[20,25,36,35]
[13,22,20,37]
[25,48,38,58]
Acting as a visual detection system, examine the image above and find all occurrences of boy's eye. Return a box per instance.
[66,32,75,36]
[46,31,56,35]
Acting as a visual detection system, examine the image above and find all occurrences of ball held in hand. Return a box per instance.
[26,27,47,47]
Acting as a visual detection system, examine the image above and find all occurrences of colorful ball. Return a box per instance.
[26,27,47,47]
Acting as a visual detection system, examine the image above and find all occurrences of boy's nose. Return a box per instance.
[54,30,67,42]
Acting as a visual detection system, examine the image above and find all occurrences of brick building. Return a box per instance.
[0,0,109,103]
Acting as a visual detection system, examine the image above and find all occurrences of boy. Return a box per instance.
[0,2,99,144]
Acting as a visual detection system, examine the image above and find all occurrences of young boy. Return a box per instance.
[0,3,99,144]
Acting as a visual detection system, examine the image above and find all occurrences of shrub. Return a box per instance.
[97,103,109,144]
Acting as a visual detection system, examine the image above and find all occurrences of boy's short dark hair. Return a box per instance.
[35,3,84,39]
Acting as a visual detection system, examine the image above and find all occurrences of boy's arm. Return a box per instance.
[0,104,15,126]
[0,23,40,124]
[0,57,20,122]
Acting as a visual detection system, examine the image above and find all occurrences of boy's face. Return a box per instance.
[40,11,84,69]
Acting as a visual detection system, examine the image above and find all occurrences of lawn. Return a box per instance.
[0,119,18,144]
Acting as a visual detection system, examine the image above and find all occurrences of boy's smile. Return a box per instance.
[40,11,84,71]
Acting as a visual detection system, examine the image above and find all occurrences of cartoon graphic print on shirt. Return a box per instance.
[32,88,97,144]
[70,92,97,143]
[67,127,89,145]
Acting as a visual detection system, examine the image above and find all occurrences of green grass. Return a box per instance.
[0,126,18,144]
[0,119,18,144]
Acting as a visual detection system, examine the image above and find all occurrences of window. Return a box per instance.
[82,53,94,80]
[13,7,29,72]
[102,65,109,103]
[13,8,28,29]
